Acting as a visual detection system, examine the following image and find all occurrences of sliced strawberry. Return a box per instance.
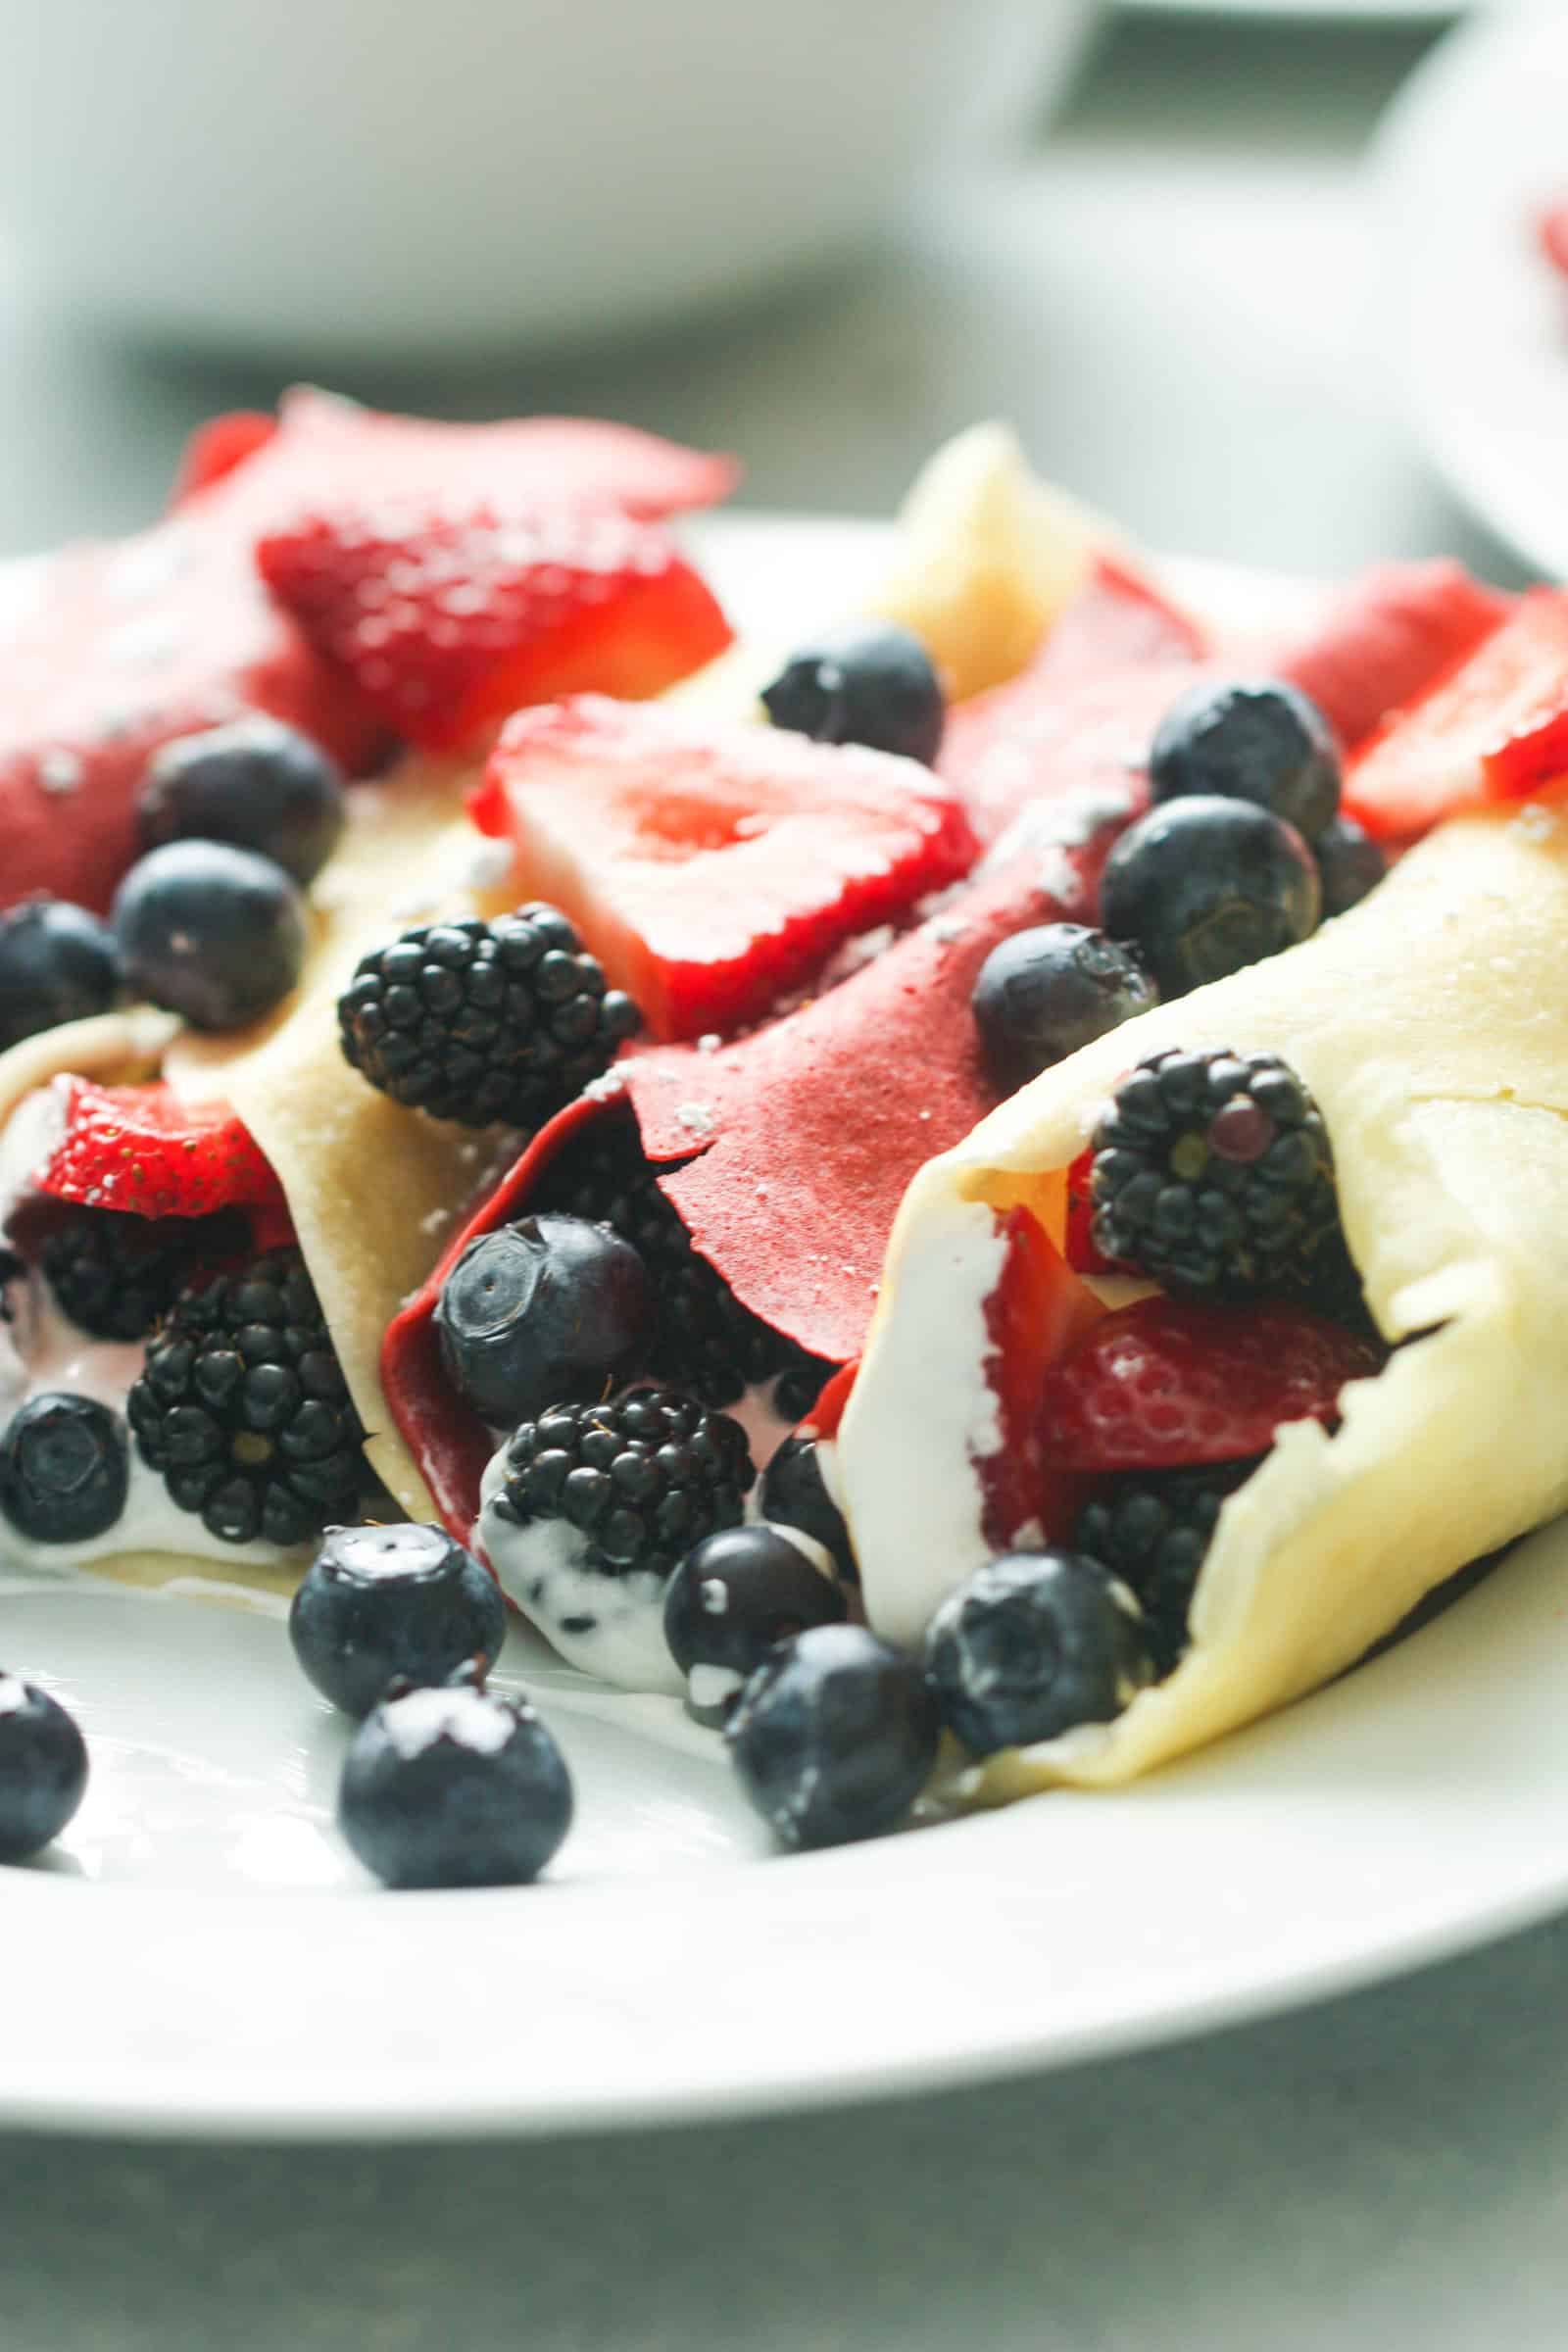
[1271,561,1510,753]
[1344,591,1568,840]
[0,390,735,915]
[1064,1146,1112,1275]
[1035,1297,1384,1474]
[978,1203,1105,1548]
[1539,199,1568,284]
[168,411,278,507]
[803,1359,859,1442]
[471,696,978,1040]
[33,1080,287,1223]
[257,503,731,753]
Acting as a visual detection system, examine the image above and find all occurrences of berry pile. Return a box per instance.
[338,908,640,1133]
[128,1248,370,1547]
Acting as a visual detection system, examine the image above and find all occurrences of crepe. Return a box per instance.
[838,793,1568,1790]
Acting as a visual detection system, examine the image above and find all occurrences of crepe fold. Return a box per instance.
[838,797,1568,1791]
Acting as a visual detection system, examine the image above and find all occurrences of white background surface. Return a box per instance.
[3,9,1564,2348]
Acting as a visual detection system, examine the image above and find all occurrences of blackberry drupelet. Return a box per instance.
[531,1106,832,1412]
[39,1208,239,1343]
[1090,1047,1348,1301]
[127,1248,371,1547]
[486,1388,756,1582]
[337,906,640,1131]
[1074,1457,1262,1675]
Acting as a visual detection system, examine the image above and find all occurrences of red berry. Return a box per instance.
[1035,1296,1383,1474]
[33,1080,287,1225]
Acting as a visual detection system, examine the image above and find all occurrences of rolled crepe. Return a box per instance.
[0,762,493,1591]
[839,794,1568,1790]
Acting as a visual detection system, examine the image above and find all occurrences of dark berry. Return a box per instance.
[127,1248,371,1547]
[481,1388,754,1583]
[338,906,640,1133]
[0,1395,128,1544]
[663,1524,848,1722]
[761,620,945,766]
[1090,1047,1348,1301]
[0,898,121,1051]
[760,1433,857,1583]
[338,1660,572,1889]
[289,1522,508,1717]
[1099,796,1320,999]
[112,840,308,1031]
[433,1214,654,1427]
[0,1675,88,1861]
[726,1623,940,1850]
[924,1549,1154,1756]
[38,1207,241,1343]
[1149,677,1341,841]
[530,1104,832,1411]
[971,922,1157,1092]
[1314,814,1387,920]
[137,717,346,887]
[1075,1458,1260,1675]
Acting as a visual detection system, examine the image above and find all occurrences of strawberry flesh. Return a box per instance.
[1036,1296,1384,1474]
[1345,590,1568,841]
[32,1080,287,1225]
[257,503,731,753]
[978,1203,1105,1548]
[168,411,278,507]
[1271,560,1510,754]
[471,695,978,1040]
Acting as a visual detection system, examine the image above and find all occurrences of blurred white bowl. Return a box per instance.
[0,0,1097,360]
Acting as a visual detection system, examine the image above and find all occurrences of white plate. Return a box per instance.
[1373,3,1568,581]
[1123,0,1466,23]
[5,512,1568,2143]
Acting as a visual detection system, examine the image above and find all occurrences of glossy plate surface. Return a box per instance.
[5,513,1567,2140]
[1373,4,1568,581]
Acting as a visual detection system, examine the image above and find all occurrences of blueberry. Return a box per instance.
[923,1549,1154,1756]
[288,1521,508,1717]
[761,620,945,766]
[663,1524,848,1723]
[0,1675,88,1862]
[1314,813,1387,920]
[433,1214,655,1428]
[1150,678,1341,841]
[725,1623,940,1850]
[1099,796,1320,999]
[137,718,346,888]
[337,1660,573,1888]
[112,840,309,1031]
[760,1433,857,1583]
[0,1395,128,1544]
[971,923,1157,1092]
[0,899,122,1051]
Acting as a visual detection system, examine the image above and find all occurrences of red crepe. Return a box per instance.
[0,391,737,914]
[1270,561,1510,753]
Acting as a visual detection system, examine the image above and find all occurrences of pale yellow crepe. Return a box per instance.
[840,795,1568,1790]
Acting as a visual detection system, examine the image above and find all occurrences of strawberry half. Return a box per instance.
[168,410,278,507]
[1035,1296,1384,1474]
[256,502,733,753]
[1345,590,1568,840]
[32,1080,288,1225]
[470,696,978,1040]
[978,1202,1106,1548]
[1270,561,1510,755]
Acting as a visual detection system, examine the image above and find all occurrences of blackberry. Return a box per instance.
[127,1248,371,1547]
[1074,1457,1261,1675]
[39,1208,240,1343]
[484,1388,756,1582]
[1090,1047,1348,1301]
[337,906,640,1132]
[531,1105,832,1412]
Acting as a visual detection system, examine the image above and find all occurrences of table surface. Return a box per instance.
[5,14,1563,2351]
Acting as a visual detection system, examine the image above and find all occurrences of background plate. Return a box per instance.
[4,512,1567,2141]
[1372,3,1568,582]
